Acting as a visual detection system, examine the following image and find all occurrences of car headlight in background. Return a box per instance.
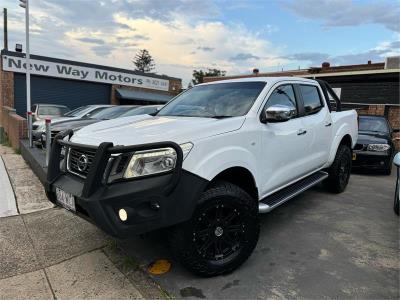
[367,144,390,152]
[36,124,46,132]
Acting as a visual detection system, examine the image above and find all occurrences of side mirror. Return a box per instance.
[261,104,296,123]
[394,152,400,167]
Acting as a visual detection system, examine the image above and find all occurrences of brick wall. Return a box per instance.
[1,106,27,150]
[0,59,15,127]
[7,113,27,149]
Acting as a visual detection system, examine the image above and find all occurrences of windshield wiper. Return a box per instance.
[210,115,234,119]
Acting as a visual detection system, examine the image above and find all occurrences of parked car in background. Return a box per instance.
[394,153,400,215]
[41,105,144,147]
[31,104,70,122]
[352,115,395,175]
[33,105,114,145]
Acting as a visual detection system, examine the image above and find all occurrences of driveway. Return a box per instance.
[119,170,399,299]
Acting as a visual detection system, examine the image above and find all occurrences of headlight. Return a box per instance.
[367,144,390,151]
[124,147,177,179]
[37,124,46,132]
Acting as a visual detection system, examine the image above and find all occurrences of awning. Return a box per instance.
[115,88,173,103]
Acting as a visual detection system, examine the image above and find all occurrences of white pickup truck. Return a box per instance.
[46,77,358,276]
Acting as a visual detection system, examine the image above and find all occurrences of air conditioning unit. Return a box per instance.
[385,56,400,69]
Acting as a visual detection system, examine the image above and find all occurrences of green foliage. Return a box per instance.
[133,49,155,73]
[191,68,226,86]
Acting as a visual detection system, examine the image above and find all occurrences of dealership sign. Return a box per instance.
[2,55,169,91]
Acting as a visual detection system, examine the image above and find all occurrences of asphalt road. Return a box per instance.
[120,169,399,299]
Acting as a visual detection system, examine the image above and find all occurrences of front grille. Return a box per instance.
[354,144,365,151]
[67,147,97,178]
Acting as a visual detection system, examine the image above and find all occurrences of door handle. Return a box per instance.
[325,122,332,127]
[297,129,307,135]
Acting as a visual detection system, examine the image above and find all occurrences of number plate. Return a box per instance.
[55,188,76,212]
[352,153,357,160]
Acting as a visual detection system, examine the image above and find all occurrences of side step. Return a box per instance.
[259,171,329,213]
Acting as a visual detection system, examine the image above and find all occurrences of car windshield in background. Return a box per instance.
[38,106,69,116]
[359,116,389,133]
[90,106,136,120]
[119,106,161,117]
[157,82,266,118]
[64,105,90,117]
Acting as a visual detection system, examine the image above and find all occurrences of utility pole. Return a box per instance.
[19,0,32,147]
[3,8,8,50]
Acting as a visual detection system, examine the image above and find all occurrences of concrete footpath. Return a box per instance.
[0,147,17,217]
[0,145,167,300]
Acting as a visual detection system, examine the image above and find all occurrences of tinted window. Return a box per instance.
[64,105,89,117]
[299,85,323,115]
[83,107,108,118]
[158,82,266,118]
[265,85,297,117]
[359,116,389,133]
[119,106,160,117]
[91,106,135,120]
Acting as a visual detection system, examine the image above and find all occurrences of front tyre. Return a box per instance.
[168,181,259,277]
[324,144,352,193]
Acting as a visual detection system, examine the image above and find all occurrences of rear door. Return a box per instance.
[296,83,333,171]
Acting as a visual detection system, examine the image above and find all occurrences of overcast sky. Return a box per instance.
[1,0,399,86]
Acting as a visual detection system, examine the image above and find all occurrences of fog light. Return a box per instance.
[118,209,128,221]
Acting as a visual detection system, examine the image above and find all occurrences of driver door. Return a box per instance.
[259,84,310,197]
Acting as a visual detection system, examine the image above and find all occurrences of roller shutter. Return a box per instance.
[14,74,111,116]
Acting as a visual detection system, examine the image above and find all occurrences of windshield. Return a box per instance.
[359,116,389,133]
[90,106,136,120]
[64,106,90,117]
[157,82,266,118]
[119,106,160,117]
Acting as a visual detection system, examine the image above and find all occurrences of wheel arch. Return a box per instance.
[209,166,259,200]
[326,131,354,167]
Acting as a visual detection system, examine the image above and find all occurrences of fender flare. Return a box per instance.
[326,124,353,166]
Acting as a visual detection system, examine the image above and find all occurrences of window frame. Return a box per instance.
[297,84,325,116]
[261,83,302,121]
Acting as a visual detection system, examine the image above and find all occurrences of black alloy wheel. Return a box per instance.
[324,144,352,193]
[193,202,245,263]
[338,153,351,188]
[168,181,259,277]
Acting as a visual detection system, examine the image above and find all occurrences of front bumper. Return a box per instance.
[45,131,208,238]
[352,150,392,170]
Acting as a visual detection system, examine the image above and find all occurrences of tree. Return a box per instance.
[191,68,226,85]
[133,49,155,73]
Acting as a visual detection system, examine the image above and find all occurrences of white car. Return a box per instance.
[46,77,358,276]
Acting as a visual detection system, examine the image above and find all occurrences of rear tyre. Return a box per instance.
[168,181,259,277]
[383,167,392,176]
[324,144,352,193]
